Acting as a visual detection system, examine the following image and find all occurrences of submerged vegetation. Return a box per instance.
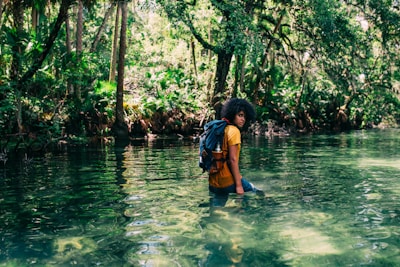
[0,0,399,150]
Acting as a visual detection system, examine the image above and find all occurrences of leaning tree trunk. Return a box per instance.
[20,0,74,84]
[16,0,74,133]
[113,1,129,140]
[90,2,116,53]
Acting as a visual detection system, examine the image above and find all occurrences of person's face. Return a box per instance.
[233,111,246,129]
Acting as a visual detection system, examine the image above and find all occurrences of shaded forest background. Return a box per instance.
[1,0,399,150]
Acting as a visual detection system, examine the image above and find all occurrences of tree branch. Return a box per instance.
[19,0,75,85]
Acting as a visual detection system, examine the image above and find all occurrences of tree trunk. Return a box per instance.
[65,14,73,95]
[213,51,233,119]
[11,0,25,133]
[109,3,121,83]
[0,0,4,29]
[75,0,83,101]
[190,37,198,88]
[31,5,38,33]
[90,2,116,53]
[65,16,72,54]
[11,0,24,82]
[76,0,83,55]
[31,4,38,34]
[113,1,129,140]
[233,55,240,98]
[207,19,214,102]
[240,53,246,94]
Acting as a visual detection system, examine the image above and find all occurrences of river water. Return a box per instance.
[0,129,399,266]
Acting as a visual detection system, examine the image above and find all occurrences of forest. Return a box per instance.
[1,0,399,151]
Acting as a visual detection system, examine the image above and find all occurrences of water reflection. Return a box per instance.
[0,148,129,266]
[121,141,208,266]
[0,129,399,266]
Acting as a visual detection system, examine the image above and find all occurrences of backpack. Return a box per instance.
[198,120,228,173]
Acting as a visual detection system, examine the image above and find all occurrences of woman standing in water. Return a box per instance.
[208,98,261,195]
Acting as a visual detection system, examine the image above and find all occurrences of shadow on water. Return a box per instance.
[0,129,399,266]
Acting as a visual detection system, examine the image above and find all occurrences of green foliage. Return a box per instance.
[128,67,202,120]
[90,81,116,117]
[1,0,399,142]
[0,87,17,135]
[94,81,116,98]
[355,87,400,127]
[140,89,199,118]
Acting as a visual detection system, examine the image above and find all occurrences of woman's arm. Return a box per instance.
[228,144,244,194]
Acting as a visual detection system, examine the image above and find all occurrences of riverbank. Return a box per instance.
[1,117,397,161]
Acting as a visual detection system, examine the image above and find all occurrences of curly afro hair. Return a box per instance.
[221,98,256,130]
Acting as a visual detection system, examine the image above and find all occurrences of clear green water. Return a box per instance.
[0,129,399,266]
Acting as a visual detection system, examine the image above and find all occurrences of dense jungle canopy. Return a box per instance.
[1,0,400,149]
